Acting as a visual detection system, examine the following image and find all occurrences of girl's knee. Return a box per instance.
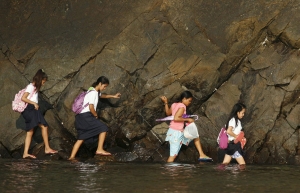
[39,124,48,129]
[27,129,34,135]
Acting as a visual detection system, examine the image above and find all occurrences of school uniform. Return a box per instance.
[75,88,108,143]
[21,83,48,131]
[225,118,243,158]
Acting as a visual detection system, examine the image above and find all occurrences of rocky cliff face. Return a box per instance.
[1,0,299,163]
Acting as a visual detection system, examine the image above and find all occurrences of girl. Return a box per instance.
[69,76,121,160]
[222,103,246,167]
[21,69,58,159]
[160,91,212,163]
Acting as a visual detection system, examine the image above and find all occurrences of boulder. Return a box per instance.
[0,0,299,163]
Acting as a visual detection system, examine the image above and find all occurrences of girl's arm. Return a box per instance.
[160,96,172,115]
[226,126,237,138]
[100,93,121,99]
[89,104,98,118]
[174,107,194,123]
[21,92,39,109]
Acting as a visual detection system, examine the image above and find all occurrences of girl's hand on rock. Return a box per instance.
[113,93,121,98]
[160,96,168,103]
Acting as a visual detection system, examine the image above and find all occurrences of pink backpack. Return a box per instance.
[217,127,228,149]
[12,86,35,113]
[72,90,93,114]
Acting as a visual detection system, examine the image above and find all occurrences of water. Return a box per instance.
[0,158,299,193]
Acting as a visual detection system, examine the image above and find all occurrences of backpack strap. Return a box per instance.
[82,90,96,109]
[25,85,37,101]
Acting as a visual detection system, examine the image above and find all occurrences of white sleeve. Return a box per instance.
[85,91,98,105]
[25,84,35,94]
[228,118,236,128]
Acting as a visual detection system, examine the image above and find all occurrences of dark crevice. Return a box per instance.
[167,20,194,52]
[200,26,274,119]
[143,48,158,67]
[51,42,110,106]
[2,44,31,82]
[0,141,12,158]
[17,50,37,65]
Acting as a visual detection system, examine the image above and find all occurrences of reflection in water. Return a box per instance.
[73,162,106,192]
[160,163,195,192]
[2,160,40,193]
[0,159,299,193]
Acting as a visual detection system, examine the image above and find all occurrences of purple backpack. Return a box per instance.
[72,90,93,114]
[217,127,228,149]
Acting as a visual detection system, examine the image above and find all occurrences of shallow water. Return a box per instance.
[0,159,299,193]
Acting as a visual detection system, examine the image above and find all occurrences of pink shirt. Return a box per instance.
[169,103,186,131]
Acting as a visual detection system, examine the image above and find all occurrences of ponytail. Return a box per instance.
[32,69,48,91]
[92,76,109,87]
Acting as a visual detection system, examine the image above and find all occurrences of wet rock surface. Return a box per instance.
[0,0,299,164]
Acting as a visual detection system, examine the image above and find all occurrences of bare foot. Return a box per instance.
[95,151,111,156]
[23,154,36,159]
[45,149,58,154]
[239,164,246,170]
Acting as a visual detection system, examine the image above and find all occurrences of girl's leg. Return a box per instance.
[167,140,181,162]
[194,137,211,158]
[167,156,176,162]
[39,124,58,154]
[235,156,246,165]
[96,132,111,155]
[23,129,36,159]
[222,154,232,164]
[69,140,84,160]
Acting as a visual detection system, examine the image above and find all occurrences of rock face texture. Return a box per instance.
[0,0,299,163]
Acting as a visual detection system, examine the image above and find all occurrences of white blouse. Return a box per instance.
[227,118,242,141]
[25,83,38,103]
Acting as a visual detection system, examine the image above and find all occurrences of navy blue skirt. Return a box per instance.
[75,112,108,143]
[225,141,243,156]
[21,104,48,131]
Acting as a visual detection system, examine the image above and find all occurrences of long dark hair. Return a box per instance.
[177,90,193,102]
[92,76,109,87]
[226,102,246,130]
[33,69,48,91]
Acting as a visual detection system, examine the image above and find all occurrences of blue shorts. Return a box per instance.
[165,128,192,156]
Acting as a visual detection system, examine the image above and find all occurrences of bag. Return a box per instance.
[234,131,247,149]
[12,86,35,113]
[217,127,228,149]
[72,90,93,114]
[184,122,199,139]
